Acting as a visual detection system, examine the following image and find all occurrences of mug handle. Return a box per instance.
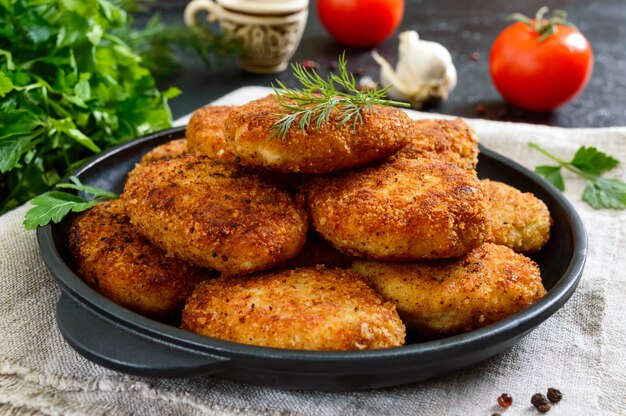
[184,0,220,26]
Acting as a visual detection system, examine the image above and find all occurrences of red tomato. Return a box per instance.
[489,21,593,112]
[317,0,404,47]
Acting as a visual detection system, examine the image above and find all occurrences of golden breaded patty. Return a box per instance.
[69,199,210,318]
[186,105,236,162]
[181,267,406,350]
[123,154,307,275]
[353,243,547,338]
[305,157,488,260]
[138,138,187,166]
[397,118,479,170]
[482,179,552,253]
[223,94,413,174]
[283,232,353,269]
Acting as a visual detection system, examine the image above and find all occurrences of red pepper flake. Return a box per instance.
[475,104,487,115]
[497,393,513,409]
[302,60,318,70]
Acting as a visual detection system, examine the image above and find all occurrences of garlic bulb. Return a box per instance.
[372,31,457,109]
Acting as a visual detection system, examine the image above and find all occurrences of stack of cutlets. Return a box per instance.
[70,95,551,350]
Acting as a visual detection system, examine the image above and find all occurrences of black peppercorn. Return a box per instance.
[546,387,562,403]
[531,393,551,412]
[531,393,547,406]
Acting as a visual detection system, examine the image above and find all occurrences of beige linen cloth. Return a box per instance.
[1,87,625,415]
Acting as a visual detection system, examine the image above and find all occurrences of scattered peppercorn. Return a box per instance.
[497,393,513,409]
[469,51,480,61]
[492,413,503,416]
[546,388,562,403]
[302,60,318,70]
[354,67,365,76]
[531,393,547,406]
[475,104,487,114]
[531,393,551,413]
[328,60,339,71]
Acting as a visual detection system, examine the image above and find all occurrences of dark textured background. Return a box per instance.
[160,0,626,127]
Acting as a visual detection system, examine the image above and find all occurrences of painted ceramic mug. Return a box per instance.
[184,0,309,74]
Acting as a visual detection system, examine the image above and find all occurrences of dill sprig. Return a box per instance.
[269,54,410,141]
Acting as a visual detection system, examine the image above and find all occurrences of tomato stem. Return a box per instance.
[509,7,578,42]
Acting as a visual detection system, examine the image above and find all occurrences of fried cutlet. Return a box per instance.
[69,199,210,318]
[138,138,188,167]
[482,179,552,253]
[282,231,353,269]
[353,243,547,338]
[305,157,488,260]
[181,267,406,350]
[186,105,236,162]
[223,94,413,174]
[397,118,479,170]
[123,154,308,275]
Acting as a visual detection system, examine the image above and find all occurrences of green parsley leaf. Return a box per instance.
[570,146,619,176]
[0,132,41,174]
[23,177,118,230]
[0,71,13,97]
[23,192,101,230]
[582,178,626,210]
[56,176,118,199]
[163,86,182,100]
[535,165,565,191]
[530,142,626,210]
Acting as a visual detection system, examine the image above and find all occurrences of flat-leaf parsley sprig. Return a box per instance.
[24,177,118,230]
[530,143,626,209]
[269,54,410,141]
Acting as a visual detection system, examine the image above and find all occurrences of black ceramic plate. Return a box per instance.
[38,126,587,391]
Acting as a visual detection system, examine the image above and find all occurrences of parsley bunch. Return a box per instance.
[530,143,626,209]
[0,0,237,215]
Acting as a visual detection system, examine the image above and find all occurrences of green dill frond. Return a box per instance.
[269,53,409,141]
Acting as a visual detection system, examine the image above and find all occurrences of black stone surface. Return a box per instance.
[158,0,626,127]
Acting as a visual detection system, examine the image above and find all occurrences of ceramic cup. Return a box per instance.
[184,0,309,74]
